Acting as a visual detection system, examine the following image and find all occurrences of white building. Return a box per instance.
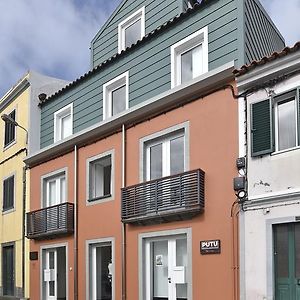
[236,43,300,300]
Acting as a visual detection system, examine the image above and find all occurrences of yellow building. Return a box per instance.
[0,71,66,299]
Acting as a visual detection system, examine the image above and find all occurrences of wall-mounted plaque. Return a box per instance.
[200,240,221,254]
[30,251,38,260]
[155,255,163,266]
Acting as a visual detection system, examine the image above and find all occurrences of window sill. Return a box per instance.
[87,194,113,206]
[3,140,16,151]
[2,207,15,215]
[271,146,300,156]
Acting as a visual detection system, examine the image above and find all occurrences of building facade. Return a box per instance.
[25,0,284,299]
[0,71,66,300]
[236,44,300,300]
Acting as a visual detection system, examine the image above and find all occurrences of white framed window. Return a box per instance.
[42,171,66,208]
[274,91,299,152]
[118,7,145,53]
[54,103,73,142]
[87,151,114,203]
[146,131,185,181]
[171,27,208,88]
[103,72,129,120]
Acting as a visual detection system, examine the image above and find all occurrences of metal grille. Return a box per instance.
[26,202,74,240]
[121,169,205,224]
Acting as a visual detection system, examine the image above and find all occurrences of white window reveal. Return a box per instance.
[103,72,129,119]
[43,172,66,208]
[171,27,208,88]
[146,131,185,181]
[54,103,73,142]
[118,7,145,53]
[275,92,298,151]
[89,154,112,200]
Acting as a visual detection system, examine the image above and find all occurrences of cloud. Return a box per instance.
[0,0,121,97]
[260,0,300,46]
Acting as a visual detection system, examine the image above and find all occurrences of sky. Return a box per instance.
[0,0,298,98]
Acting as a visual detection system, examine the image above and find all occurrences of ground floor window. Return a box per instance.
[88,241,113,300]
[274,222,300,300]
[2,244,14,296]
[42,246,66,300]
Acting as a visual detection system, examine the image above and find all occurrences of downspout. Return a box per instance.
[74,145,78,300]
[22,163,27,299]
[121,124,127,300]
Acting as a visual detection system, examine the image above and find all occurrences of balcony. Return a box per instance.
[26,202,74,240]
[121,169,205,225]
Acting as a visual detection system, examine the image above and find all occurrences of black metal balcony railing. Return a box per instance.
[121,169,205,225]
[26,202,74,240]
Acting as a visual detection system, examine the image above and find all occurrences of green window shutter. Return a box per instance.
[297,88,300,145]
[251,99,274,157]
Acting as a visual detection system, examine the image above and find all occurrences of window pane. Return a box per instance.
[61,113,72,139]
[181,45,202,84]
[4,110,16,146]
[3,176,14,210]
[170,136,184,175]
[90,156,112,199]
[48,180,56,206]
[274,224,289,278]
[112,85,126,116]
[49,281,55,296]
[277,99,297,151]
[60,177,66,203]
[150,144,162,180]
[125,19,141,48]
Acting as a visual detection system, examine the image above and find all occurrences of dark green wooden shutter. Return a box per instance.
[251,99,274,156]
[297,88,300,146]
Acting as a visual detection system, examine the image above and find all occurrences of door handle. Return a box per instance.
[168,277,171,283]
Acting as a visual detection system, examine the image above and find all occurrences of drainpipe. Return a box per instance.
[22,163,27,300]
[121,124,127,300]
[74,145,78,300]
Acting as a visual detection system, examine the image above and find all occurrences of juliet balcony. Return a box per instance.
[121,169,205,225]
[26,202,74,240]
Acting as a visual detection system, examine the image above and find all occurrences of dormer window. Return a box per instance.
[118,7,145,53]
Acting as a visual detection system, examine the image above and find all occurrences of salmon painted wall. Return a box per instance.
[29,82,238,300]
[124,85,238,300]
[29,152,75,300]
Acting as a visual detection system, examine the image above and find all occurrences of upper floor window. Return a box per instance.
[88,153,112,201]
[3,175,14,212]
[103,72,129,120]
[43,171,66,208]
[141,123,189,181]
[4,110,16,148]
[118,7,145,53]
[171,27,208,88]
[251,89,300,156]
[54,103,73,142]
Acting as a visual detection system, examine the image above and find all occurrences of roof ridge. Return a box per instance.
[40,0,212,105]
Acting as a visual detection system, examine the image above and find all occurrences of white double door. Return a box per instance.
[145,236,188,300]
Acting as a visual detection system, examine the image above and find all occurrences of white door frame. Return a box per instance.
[139,228,192,300]
[45,249,57,300]
[40,243,68,300]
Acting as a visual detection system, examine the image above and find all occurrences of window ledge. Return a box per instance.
[3,139,16,151]
[87,194,113,206]
[271,146,300,156]
[2,207,15,215]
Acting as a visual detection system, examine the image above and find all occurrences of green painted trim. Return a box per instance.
[236,0,246,66]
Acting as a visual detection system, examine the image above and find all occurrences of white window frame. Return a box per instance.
[86,149,115,205]
[274,94,299,152]
[171,27,208,88]
[103,72,129,120]
[118,7,145,53]
[145,131,185,181]
[41,168,68,208]
[54,103,73,142]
